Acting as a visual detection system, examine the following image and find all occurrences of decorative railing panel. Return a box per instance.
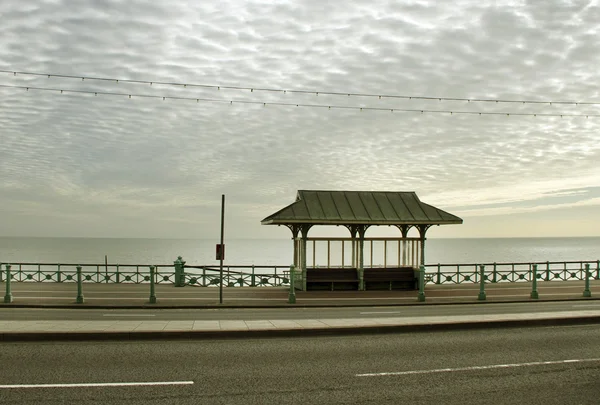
[423,260,600,285]
[183,265,290,287]
[0,263,176,284]
[1,260,598,287]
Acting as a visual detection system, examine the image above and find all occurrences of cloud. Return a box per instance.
[0,0,599,237]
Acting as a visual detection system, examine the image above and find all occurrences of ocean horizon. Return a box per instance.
[0,236,598,267]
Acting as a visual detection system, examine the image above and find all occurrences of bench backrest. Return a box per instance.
[307,267,358,281]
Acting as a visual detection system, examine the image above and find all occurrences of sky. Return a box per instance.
[1,0,600,240]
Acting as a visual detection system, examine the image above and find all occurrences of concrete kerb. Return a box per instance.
[1,296,599,310]
[2,315,600,342]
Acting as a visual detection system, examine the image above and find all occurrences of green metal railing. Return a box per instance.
[0,262,177,284]
[423,260,600,285]
[0,259,598,288]
[0,262,291,287]
[1,259,597,305]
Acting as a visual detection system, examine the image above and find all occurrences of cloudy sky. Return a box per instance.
[1,0,599,240]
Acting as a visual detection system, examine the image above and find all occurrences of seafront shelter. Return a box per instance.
[261,190,463,291]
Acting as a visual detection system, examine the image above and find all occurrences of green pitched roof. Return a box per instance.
[261,190,463,226]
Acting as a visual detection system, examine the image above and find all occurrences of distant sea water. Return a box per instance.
[0,237,598,267]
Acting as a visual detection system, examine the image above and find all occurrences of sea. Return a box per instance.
[0,237,598,267]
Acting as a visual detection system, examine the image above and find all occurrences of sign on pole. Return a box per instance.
[216,244,225,261]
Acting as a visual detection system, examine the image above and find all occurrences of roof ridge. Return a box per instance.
[299,189,415,194]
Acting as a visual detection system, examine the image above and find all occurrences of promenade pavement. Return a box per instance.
[1,280,599,341]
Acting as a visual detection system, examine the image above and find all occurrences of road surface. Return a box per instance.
[1,323,599,404]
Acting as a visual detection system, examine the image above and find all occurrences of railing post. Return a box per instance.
[202,267,206,287]
[174,256,185,287]
[288,265,296,304]
[583,264,592,298]
[4,264,12,303]
[251,265,256,287]
[116,265,120,283]
[436,263,441,284]
[545,261,550,281]
[478,265,486,301]
[57,264,62,283]
[530,264,539,299]
[417,265,425,302]
[76,265,84,304]
[492,262,497,283]
[149,266,157,304]
[596,260,600,280]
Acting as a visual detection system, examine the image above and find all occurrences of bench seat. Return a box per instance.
[306,268,359,291]
[363,267,416,290]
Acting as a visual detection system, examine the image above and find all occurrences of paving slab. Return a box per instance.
[1,310,599,341]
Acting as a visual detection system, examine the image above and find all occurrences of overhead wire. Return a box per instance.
[2,69,600,106]
[0,83,598,118]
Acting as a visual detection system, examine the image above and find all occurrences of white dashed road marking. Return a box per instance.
[356,358,600,377]
[102,314,156,317]
[0,381,194,389]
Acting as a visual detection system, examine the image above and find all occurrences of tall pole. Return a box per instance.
[219,194,225,304]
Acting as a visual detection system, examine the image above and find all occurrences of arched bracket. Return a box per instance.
[300,224,312,239]
[285,224,313,239]
[396,224,414,238]
[286,224,301,239]
[417,224,433,240]
[345,224,370,238]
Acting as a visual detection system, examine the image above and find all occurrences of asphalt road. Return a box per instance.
[2,300,600,321]
[1,324,599,404]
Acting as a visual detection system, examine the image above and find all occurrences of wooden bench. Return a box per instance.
[363,267,417,291]
[306,267,359,291]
